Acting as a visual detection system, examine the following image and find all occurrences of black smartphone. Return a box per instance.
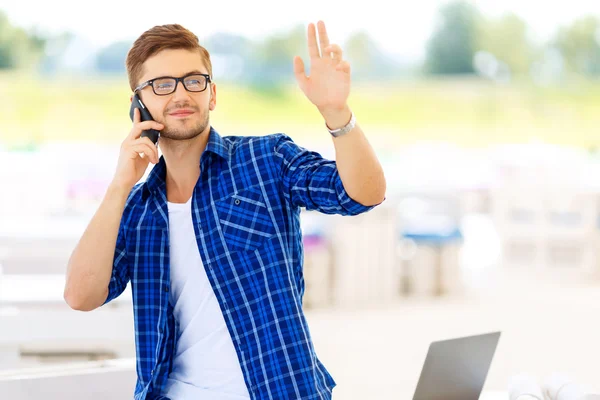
[129,93,160,145]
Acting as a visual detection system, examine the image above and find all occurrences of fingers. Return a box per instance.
[336,60,351,74]
[293,56,308,92]
[130,139,159,164]
[132,146,157,164]
[122,134,159,162]
[317,21,330,56]
[307,23,320,59]
[322,43,348,73]
[303,21,349,76]
[135,136,158,150]
[324,44,343,64]
[138,120,164,132]
[128,120,164,140]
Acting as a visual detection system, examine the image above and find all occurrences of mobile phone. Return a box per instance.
[129,93,160,145]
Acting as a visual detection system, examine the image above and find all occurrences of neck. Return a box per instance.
[160,127,210,203]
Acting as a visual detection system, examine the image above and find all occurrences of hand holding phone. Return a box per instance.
[110,102,163,191]
[129,94,160,145]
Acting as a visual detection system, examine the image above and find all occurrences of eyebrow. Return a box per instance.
[153,70,206,79]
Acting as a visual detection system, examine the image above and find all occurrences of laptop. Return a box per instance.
[412,331,501,400]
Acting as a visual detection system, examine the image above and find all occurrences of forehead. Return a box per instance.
[140,49,208,81]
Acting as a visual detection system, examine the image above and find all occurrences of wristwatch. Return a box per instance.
[327,112,356,137]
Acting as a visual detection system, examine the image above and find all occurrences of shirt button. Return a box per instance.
[165,285,169,292]
[234,199,241,205]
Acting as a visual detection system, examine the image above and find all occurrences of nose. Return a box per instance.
[171,80,192,102]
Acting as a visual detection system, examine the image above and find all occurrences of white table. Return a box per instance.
[0,214,91,274]
[0,274,134,370]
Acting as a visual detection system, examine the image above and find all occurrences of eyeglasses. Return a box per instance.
[134,73,211,96]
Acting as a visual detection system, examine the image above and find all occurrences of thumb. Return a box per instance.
[293,56,308,92]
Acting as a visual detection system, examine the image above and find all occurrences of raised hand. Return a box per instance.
[293,21,351,115]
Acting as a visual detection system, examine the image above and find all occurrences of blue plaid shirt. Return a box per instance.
[103,127,376,400]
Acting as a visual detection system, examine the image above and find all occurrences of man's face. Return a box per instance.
[134,49,216,141]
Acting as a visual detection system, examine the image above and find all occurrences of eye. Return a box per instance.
[184,75,206,89]
[153,78,176,92]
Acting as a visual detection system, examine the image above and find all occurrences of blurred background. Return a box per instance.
[1,0,600,398]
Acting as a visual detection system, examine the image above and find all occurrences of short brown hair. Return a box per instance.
[125,24,212,91]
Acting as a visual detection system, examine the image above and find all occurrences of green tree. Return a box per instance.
[345,31,397,80]
[476,13,533,76]
[250,25,308,87]
[0,11,46,70]
[38,32,75,74]
[555,16,600,77]
[424,0,480,75]
[94,40,132,74]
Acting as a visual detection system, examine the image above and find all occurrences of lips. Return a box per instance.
[169,109,195,116]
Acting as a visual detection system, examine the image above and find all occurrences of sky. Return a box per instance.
[1,0,599,63]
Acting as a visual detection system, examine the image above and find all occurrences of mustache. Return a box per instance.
[165,104,199,114]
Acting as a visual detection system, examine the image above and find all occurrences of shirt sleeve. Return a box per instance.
[272,133,380,215]
[102,214,131,306]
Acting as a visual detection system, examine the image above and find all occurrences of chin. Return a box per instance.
[160,124,208,141]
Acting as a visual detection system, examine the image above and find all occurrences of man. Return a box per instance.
[64,21,386,400]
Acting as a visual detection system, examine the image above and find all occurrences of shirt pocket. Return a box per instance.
[214,186,276,252]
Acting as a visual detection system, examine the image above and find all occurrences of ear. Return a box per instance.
[209,83,216,111]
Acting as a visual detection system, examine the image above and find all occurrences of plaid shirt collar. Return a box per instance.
[142,126,229,202]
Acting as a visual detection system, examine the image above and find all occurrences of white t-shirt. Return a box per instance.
[161,196,250,400]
